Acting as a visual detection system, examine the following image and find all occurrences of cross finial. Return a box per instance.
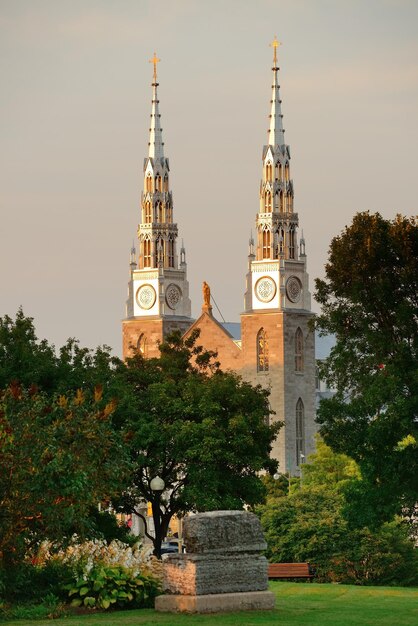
[270,36,282,66]
[149,51,160,82]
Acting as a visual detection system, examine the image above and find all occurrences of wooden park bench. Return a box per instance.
[268,562,314,581]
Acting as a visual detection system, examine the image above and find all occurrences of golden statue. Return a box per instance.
[202,281,211,308]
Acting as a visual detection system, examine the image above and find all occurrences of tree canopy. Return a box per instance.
[113,329,280,556]
[257,439,418,585]
[315,212,418,524]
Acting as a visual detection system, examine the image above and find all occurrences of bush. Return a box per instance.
[0,593,67,622]
[64,565,160,610]
[0,561,72,603]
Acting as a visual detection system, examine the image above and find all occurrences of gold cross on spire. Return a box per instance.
[270,36,282,65]
[149,52,160,82]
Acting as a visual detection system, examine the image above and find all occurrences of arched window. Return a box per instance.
[155,175,162,191]
[279,190,284,212]
[257,328,269,372]
[278,228,284,255]
[289,228,295,259]
[265,190,272,212]
[144,201,152,223]
[146,174,153,192]
[163,174,169,192]
[278,162,282,181]
[262,229,271,259]
[286,192,293,213]
[143,238,151,267]
[166,203,172,222]
[156,202,163,222]
[168,239,175,268]
[137,333,147,357]
[296,398,305,465]
[266,162,272,181]
[285,162,289,181]
[295,327,303,371]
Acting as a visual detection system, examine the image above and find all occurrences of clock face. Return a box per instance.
[255,276,276,303]
[136,284,156,310]
[286,276,302,303]
[165,283,182,310]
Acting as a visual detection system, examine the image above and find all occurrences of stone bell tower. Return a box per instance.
[240,38,316,474]
[122,53,192,359]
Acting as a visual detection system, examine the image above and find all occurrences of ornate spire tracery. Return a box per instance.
[137,55,180,270]
[255,39,298,262]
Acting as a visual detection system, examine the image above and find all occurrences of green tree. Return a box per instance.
[315,212,418,524]
[257,440,418,584]
[114,330,280,558]
[0,309,120,395]
[0,384,128,565]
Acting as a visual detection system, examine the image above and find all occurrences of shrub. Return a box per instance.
[64,565,160,610]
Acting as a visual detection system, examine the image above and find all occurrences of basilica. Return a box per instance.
[122,41,316,474]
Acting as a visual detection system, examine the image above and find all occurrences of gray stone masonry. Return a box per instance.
[163,553,268,595]
[183,510,267,554]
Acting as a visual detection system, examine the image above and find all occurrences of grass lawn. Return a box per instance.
[2,582,417,626]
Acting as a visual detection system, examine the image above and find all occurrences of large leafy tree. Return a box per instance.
[114,330,280,557]
[0,384,128,565]
[315,212,418,524]
[0,309,119,394]
[257,440,418,585]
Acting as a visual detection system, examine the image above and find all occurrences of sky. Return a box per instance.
[1,0,417,356]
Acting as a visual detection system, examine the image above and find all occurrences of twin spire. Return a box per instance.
[268,36,285,149]
[148,52,164,160]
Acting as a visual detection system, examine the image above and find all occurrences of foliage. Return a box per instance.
[315,212,418,524]
[0,309,120,395]
[33,538,162,582]
[0,561,72,604]
[0,385,128,565]
[64,566,160,610]
[113,329,280,556]
[257,440,418,585]
[0,593,67,622]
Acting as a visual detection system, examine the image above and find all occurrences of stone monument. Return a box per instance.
[155,510,275,613]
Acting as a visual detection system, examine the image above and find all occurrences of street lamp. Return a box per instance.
[150,476,165,559]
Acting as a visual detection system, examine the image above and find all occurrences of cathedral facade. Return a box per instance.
[123,43,316,474]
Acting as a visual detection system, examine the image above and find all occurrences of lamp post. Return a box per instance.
[150,476,165,559]
[299,453,305,485]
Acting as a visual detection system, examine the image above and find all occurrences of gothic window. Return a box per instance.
[266,162,272,181]
[143,238,151,267]
[278,228,284,255]
[289,228,295,259]
[265,190,272,212]
[168,239,175,268]
[278,162,282,180]
[156,202,163,222]
[257,328,269,372]
[146,174,153,192]
[155,237,163,266]
[287,192,293,212]
[285,162,289,181]
[155,175,162,191]
[166,203,172,222]
[296,398,305,465]
[295,327,303,372]
[137,333,148,357]
[163,174,169,192]
[144,201,152,223]
[262,229,271,259]
[279,190,284,212]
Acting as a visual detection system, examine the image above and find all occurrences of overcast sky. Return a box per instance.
[1,0,417,356]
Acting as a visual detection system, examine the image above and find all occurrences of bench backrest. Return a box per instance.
[268,563,311,577]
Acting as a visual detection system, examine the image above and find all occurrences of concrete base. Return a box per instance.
[155,590,276,614]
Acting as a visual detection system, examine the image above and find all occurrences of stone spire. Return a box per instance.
[268,36,285,149]
[148,52,164,160]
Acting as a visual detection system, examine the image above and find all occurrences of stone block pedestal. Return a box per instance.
[155,590,276,614]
